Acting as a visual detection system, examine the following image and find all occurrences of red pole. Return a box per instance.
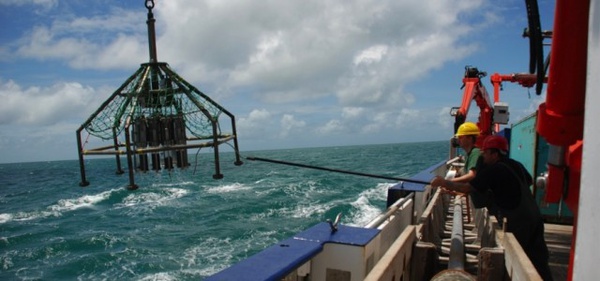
[537,0,588,146]
[536,1,590,280]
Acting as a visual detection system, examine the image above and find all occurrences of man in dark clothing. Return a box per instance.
[430,135,553,280]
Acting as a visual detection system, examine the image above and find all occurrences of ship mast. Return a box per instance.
[146,0,158,63]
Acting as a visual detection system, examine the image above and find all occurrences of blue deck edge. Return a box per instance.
[206,222,380,281]
[386,159,445,207]
[208,159,445,280]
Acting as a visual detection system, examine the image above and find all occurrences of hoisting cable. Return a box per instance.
[245,156,430,185]
[524,0,545,95]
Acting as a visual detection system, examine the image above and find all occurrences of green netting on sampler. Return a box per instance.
[83,67,146,140]
[83,63,228,141]
[84,96,128,140]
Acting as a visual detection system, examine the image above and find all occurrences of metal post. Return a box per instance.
[231,118,243,166]
[211,118,223,179]
[145,0,158,63]
[448,196,465,270]
[113,128,124,174]
[76,130,90,186]
[124,118,138,190]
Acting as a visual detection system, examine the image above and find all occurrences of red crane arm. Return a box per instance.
[455,73,494,147]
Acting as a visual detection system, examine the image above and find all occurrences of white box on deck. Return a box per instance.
[494,102,510,124]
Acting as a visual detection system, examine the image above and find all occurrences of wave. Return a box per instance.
[0,142,448,279]
[150,181,195,188]
[49,189,117,213]
[1,186,189,223]
[290,200,338,219]
[205,183,251,194]
[1,189,120,223]
[247,180,384,223]
[347,183,393,226]
[180,237,237,277]
[137,272,179,281]
[0,213,13,224]
[115,188,189,215]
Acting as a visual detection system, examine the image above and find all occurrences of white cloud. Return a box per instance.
[393,108,421,128]
[13,9,146,69]
[437,106,454,129]
[525,92,546,116]
[0,79,101,125]
[153,0,483,107]
[317,120,345,135]
[0,0,57,9]
[0,79,106,162]
[16,26,90,62]
[1,0,520,162]
[53,9,142,35]
[341,107,365,119]
[236,109,274,139]
[354,45,389,65]
[279,114,306,138]
[7,0,486,102]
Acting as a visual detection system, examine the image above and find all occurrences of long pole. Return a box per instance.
[448,196,465,270]
[245,156,430,184]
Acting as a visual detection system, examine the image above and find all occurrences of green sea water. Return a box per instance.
[0,141,446,280]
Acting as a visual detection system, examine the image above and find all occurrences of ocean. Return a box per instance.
[0,141,447,280]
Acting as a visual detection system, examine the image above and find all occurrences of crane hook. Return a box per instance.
[145,0,155,10]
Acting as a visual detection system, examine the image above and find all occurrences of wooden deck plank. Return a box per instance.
[544,223,572,281]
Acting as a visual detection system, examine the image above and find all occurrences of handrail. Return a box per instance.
[446,156,462,165]
[366,192,415,229]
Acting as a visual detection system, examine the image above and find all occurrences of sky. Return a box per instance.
[0,0,555,164]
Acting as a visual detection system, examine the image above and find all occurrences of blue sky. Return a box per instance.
[0,0,554,163]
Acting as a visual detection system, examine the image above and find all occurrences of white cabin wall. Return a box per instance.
[574,0,600,278]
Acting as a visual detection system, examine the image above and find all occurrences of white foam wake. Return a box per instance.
[115,188,188,215]
[347,183,392,226]
[205,183,251,194]
[0,213,13,224]
[49,189,115,212]
[2,189,119,223]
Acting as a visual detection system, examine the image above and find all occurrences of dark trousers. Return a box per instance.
[509,218,554,281]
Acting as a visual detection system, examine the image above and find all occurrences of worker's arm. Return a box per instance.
[431,176,473,194]
[450,169,476,183]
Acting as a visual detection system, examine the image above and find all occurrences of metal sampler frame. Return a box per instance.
[76,0,242,189]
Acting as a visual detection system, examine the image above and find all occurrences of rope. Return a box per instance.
[245,156,430,184]
[192,147,203,175]
[82,133,91,150]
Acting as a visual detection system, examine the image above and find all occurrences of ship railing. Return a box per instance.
[364,225,418,281]
[206,190,418,281]
[207,157,544,280]
[473,207,544,280]
[365,192,415,229]
[365,189,545,280]
[364,183,446,281]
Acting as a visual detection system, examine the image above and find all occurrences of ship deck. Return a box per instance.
[545,223,572,281]
[419,191,574,280]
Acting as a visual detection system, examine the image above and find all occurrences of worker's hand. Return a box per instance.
[441,187,466,197]
[440,187,457,195]
[430,176,446,188]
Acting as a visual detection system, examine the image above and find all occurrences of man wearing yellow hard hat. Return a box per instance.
[452,122,481,183]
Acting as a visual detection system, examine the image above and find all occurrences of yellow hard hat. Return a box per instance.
[455,122,480,136]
